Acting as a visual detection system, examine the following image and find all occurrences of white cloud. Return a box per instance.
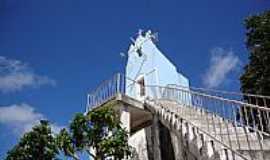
[0,104,62,135]
[0,56,55,93]
[203,47,240,88]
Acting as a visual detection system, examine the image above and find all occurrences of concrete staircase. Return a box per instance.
[146,99,270,160]
[85,73,270,160]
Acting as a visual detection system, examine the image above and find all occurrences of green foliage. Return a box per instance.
[5,120,59,160]
[240,10,270,97]
[59,105,132,160]
[56,128,78,159]
[239,10,270,133]
[5,104,132,160]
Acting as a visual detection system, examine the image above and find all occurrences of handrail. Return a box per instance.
[145,99,249,160]
[86,73,125,112]
[87,73,270,112]
[147,86,270,160]
[169,84,270,100]
[87,73,270,160]
[148,84,270,111]
[87,73,270,133]
[147,84,270,136]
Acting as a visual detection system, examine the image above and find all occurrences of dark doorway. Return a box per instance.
[137,77,145,97]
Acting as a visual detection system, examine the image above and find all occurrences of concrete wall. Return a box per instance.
[128,115,199,160]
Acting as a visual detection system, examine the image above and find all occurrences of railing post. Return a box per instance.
[86,94,90,113]
[116,73,121,94]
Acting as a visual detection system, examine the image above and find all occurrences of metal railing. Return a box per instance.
[87,74,270,134]
[146,85,270,133]
[167,84,270,108]
[86,73,125,111]
[147,85,270,160]
[87,73,270,159]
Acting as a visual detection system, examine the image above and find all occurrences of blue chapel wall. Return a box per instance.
[125,34,190,102]
[124,32,235,121]
[177,73,189,88]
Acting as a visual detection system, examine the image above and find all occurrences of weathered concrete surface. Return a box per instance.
[129,113,200,160]
[94,95,270,160]
[157,121,175,160]
[145,116,161,160]
[129,129,149,160]
[129,116,176,160]
[128,99,270,160]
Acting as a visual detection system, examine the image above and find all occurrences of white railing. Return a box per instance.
[146,85,270,160]
[86,73,125,112]
[167,84,270,108]
[87,74,270,134]
[87,73,270,159]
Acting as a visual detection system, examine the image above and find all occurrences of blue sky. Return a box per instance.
[0,0,269,158]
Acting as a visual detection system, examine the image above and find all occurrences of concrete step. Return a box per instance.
[157,100,270,160]
[160,114,265,159]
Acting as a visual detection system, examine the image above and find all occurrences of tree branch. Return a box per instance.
[86,149,96,159]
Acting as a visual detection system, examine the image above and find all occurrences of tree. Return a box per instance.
[6,120,59,160]
[58,104,132,160]
[6,105,132,160]
[240,10,270,132]
[56,128,78,159]
[240,10,270,98]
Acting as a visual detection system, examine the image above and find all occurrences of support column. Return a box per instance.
[152,115,162,160]
[120,105,131,134]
